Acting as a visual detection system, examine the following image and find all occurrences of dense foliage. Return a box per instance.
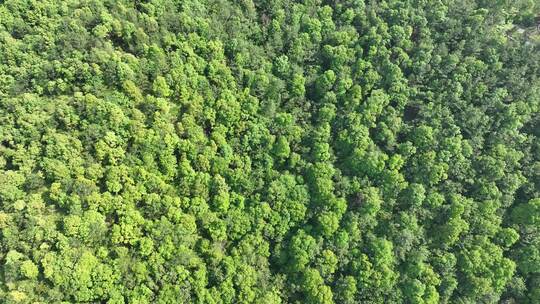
[1,0,539,303]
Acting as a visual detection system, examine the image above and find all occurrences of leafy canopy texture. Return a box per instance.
[0,0,539,303]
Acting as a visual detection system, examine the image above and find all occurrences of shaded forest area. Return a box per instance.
[0,0,539,303]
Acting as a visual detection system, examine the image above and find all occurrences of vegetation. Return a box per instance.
[0,0,539,303]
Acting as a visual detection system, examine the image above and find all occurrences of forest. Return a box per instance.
[0,0,539,303]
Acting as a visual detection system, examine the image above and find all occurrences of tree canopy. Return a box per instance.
[0,0,539,303]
